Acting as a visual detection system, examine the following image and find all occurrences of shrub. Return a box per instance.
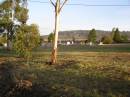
[13,24,40,63]
[101,35,113,44]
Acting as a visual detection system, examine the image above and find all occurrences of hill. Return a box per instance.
[42,30,130,41]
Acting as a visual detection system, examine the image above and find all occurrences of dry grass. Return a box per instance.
[0,51,130,97]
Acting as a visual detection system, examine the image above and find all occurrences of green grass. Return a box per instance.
[0,51,130,97]
[0,44,130,57]
[35,44,130,52]
[0,48,16,57]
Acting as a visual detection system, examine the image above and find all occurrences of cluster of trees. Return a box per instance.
[102,28,128,44]
[0,0,68,64]
[0,0,40,63]
[88,28,128,44]
[47,28,129,45]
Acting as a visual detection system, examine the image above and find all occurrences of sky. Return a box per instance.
[1,0,130,35]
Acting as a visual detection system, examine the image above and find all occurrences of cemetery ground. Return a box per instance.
[0,44,130,97]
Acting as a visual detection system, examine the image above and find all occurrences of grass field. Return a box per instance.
[35,44,130,52]
[0,45,130,97]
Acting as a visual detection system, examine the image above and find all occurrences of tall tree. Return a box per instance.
[88,29,97,43]
[0,0,14,50]
[113,28,121,43]
[0,0,28,50]
[111,27,116,40]
[13,0,40,64]
[49,0,68,64]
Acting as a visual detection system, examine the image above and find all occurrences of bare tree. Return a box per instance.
[49,0,68,64]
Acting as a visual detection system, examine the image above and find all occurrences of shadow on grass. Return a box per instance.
[0,61,130,97]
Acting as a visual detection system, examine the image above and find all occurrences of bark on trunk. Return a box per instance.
[51,48,57,64]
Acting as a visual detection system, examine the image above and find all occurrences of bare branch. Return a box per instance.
[49,0,56,7]
[59,0,68,12]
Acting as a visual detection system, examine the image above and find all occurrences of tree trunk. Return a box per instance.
[51,3,60,64]
[7,39,12,51]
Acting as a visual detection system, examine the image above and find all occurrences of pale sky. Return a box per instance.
[1,0,130,35]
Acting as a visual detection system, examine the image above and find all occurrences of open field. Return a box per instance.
[0,45,130,97]
[35,44,130,52]
[1,0,130,97]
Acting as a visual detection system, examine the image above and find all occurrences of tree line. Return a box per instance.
[88,28,128,44]
[47,28,129,44]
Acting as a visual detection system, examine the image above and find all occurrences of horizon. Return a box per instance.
[40,28,130,35]
[42,29,130,36]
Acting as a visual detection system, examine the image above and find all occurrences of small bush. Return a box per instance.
[13,24,40,64]
[101,35,113,44]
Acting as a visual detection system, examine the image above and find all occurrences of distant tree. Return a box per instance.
[113,28,122,43]
[48,33,54,43]
[111,27,116,40]
[88,29,97,43]
[39,37,44,46]
[101,35,113,44]
[13,24,40,64]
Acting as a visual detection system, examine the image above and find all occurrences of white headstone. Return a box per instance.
[67,41,70,45]
[4,43,7,47]
[89,42,93,46]
[99,42,103,45]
